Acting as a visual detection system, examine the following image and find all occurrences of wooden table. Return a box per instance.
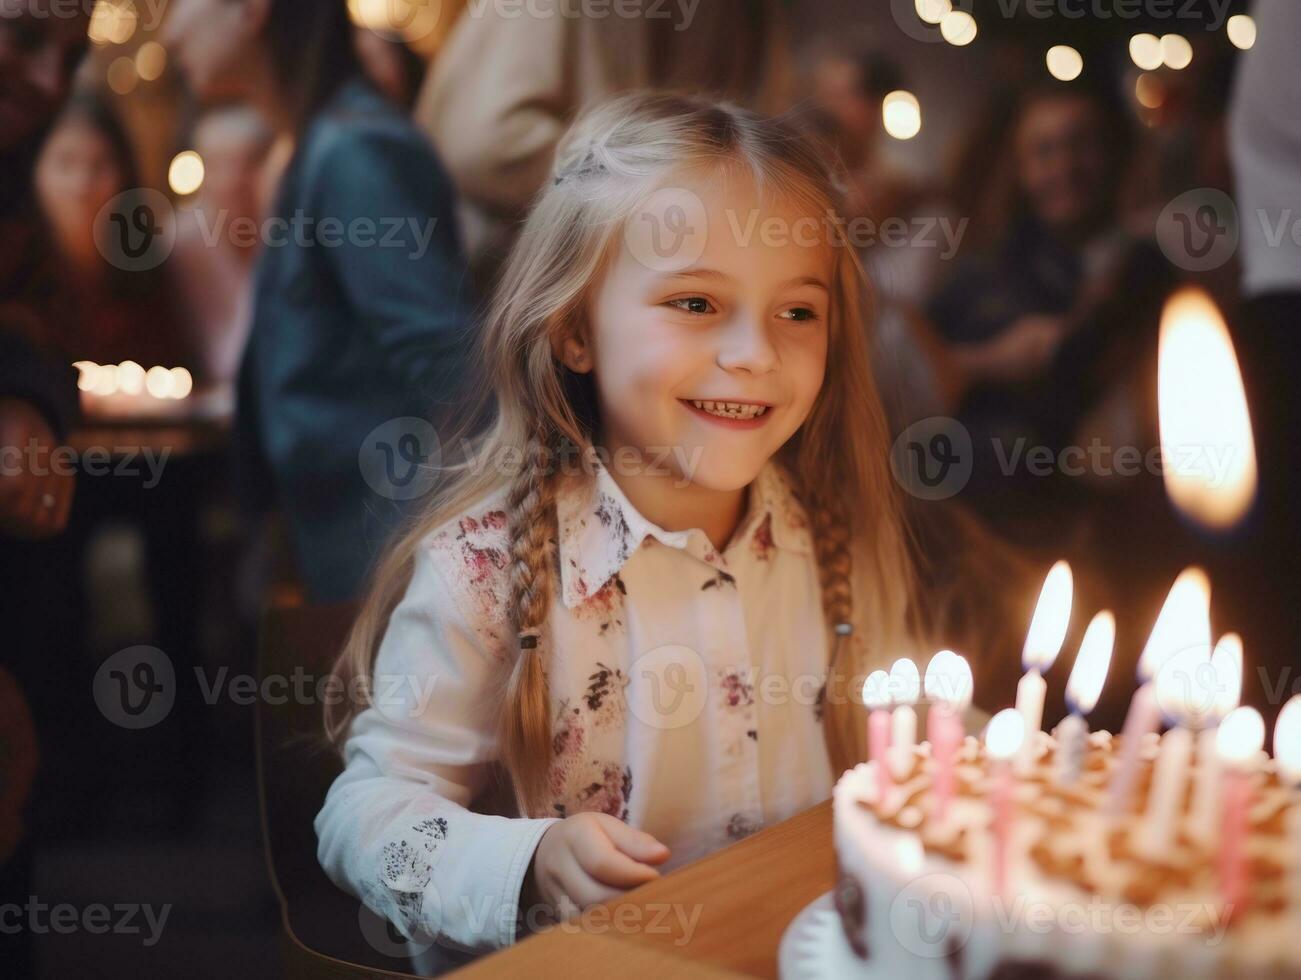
[455,801,834,979]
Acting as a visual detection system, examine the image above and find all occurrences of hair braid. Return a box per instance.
[803,481,861,773]
[499,432,562,816]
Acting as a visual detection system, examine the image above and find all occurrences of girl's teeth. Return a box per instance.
[689,400,767,419]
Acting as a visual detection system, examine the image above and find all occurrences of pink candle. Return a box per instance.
[1216,706,1264,920]
[985,709,1025,898]
[924,651,973,823]
[863,670,893,802]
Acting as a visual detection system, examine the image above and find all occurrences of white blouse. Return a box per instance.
[315,456,839,952]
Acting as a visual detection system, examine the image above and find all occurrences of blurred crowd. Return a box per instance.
[3,0,1299,972]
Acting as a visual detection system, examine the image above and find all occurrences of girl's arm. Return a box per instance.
[314,542,559,951]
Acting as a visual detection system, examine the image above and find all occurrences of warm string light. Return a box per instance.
[74,362,193,400]
[882,91,922,141]
[1226,14,1257,51]
[168,151,206,196]
[939,9,977,46]
[1046,45,1083,82]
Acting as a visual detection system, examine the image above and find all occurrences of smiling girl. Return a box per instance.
[316,92,917,957]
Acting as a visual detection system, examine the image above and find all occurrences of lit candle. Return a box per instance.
[1136,647,1209,857]
[1054,611,1114,784]
[985,709,1025,898]
[924,650,973,822]
[1110,567,1211,814]
[1217,706,1265,919]
[1189,634,1243,846]
[888,658,920,781]
[1274,696,1301,926]
[1157,287,1258,533]
[1015,561,1073,774]
[862,669,893,802]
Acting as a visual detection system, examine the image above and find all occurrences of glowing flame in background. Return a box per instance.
[1158,289,1258,532]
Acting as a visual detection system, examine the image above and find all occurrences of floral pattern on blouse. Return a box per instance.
[378,816,448,936]
[318,455,851,953]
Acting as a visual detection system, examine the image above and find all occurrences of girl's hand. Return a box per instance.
[523,812,670,920]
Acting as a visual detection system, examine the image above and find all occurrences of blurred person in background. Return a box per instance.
[415,0,791,289]
[35,91,189,369]
[924,81,1174,546]
[1226,0,1301,720]
[164,0,475,603]
[171,102,275,387]
[1,2,89,974]
[353,25,426,110]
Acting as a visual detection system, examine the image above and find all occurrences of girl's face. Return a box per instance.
[579,167,833,494]
[162,0,259,99]
[35,118,124,258]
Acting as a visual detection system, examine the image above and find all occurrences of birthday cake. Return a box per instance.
[829,727,1300,979]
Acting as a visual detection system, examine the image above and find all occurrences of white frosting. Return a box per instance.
[830,733,1301,980]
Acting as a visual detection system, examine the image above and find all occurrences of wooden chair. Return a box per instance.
[255,598,424,979]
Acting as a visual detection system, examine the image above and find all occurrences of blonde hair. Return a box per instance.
[325,92,918,816]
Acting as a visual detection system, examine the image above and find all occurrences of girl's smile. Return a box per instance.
[678,397,774,429]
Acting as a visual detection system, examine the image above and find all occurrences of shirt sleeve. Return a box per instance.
[314,540,559,951]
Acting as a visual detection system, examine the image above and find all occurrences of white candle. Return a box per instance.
[1055,611,1114,784]
[1016,561,1073,774]
[888,659,920,781]
[1136,725,1194,856]
[1189,634,1244,846]
[1216,706,1265,918]
[862,670,893,802]
[985,709,1025,898]
[1110,568,1211,815]
[1274,696,1301,924]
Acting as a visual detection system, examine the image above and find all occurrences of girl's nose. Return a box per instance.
[716,311,779,375]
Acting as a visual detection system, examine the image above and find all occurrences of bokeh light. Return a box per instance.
[914,0,951,25]
[1129,33,1163,71]
[168,151,206,196]
[1046,45,1083,82]
[1161,33,1193,70]
[939,10,977,46]
[1226,14,1256,51]
[882,90,922,141]
[135,41,168,81]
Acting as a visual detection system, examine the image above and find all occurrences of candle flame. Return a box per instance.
[888,658,921,705]
[1138,566,1211,682]
[862,670,892,710]
[985,708,1026,760]
[1158,288,1257,531]
[1216,706,1264,765]
[924,650,973,709]
[1065,611,1114,716]
[1210,633,1243,720]
[1275,696,1301,784]
[1023,560,1073,671]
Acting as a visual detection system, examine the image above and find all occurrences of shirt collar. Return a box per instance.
[555,456,814,609]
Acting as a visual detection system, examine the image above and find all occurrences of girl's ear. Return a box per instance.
[554,337,593,374]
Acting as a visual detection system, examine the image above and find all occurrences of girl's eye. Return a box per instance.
[666,296,714,315]
[779,306,820,323]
